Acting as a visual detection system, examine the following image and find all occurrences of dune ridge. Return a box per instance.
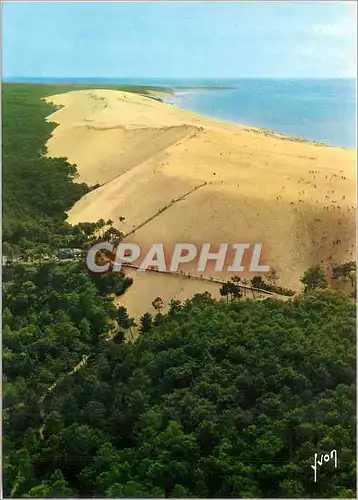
[44,89,356,319]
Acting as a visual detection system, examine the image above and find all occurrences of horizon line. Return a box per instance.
[3,76,356,81]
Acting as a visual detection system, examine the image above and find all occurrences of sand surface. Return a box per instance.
[45,89,356,319]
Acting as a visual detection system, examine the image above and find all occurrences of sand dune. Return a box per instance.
[45,89,356,319]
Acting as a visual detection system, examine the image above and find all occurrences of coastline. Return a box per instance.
[136,86,354,150]
[161,80,356,149]
[5,80,354,149]
[41,87,356,319]
[40,82,355,150]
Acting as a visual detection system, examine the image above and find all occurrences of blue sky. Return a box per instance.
[2,1,356,79]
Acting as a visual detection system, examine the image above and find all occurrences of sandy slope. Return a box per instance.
[45,89,356,319]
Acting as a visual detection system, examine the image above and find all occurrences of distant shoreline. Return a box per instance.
[3,80,239,92]
[3,80,355,149]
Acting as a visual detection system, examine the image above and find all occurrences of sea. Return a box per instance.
[6,77,356,148]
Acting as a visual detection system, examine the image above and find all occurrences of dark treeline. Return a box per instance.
[3,84,89,254]
[2,84,356,498]
[2,84,134,497]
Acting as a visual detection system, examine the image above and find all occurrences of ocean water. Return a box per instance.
[163,79,356,148]
[6,77,356,148]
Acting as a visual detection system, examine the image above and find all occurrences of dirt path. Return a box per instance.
[122,181,207,238]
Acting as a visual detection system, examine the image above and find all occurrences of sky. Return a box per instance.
[2,1,357,79]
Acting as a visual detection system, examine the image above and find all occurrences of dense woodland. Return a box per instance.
[2,84,356,498]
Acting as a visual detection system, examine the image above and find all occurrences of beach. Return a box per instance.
[45,88,356,319]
